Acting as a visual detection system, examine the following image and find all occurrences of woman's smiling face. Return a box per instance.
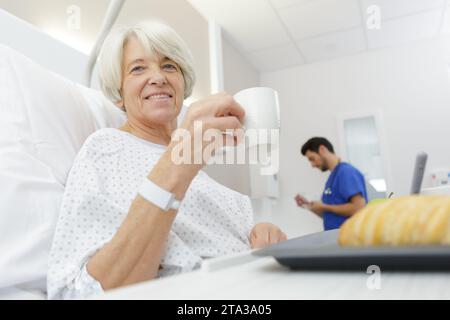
[119,36,185,129]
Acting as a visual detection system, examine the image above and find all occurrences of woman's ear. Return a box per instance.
[116,89,126,111]
[116,100,126,112]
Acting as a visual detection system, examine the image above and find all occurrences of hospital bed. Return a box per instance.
[0,1,126,299]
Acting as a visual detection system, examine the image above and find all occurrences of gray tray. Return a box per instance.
[253,229,450,270]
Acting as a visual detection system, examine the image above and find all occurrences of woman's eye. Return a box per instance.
[163,64,177,71]
[131,66,145,73]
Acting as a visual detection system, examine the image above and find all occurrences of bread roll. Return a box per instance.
[338,196,450,246]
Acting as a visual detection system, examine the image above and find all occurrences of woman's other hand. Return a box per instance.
[249,222,287,249]
[171,93,246,168]
[182,92,245,134]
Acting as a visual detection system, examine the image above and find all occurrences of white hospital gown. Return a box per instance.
[47,128,254,299]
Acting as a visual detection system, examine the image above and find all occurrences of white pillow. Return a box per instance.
[0,44,126,291]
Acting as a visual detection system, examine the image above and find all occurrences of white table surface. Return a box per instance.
[101,253,450,300]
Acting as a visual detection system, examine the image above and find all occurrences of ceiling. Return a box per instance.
[2,0,450,74]
[0,0,208,55]
[188,0,450,72]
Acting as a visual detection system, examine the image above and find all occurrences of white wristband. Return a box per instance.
[138,178,180,211]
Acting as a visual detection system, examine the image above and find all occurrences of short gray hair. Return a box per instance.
[98,20,196,103]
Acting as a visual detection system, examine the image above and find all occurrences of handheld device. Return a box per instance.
[410,152,428,195]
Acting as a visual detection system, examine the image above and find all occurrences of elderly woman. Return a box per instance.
[47,20,286,299]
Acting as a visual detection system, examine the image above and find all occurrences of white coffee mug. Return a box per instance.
[233,87,280,130]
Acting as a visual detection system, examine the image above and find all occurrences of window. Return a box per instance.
[338,112,389,200]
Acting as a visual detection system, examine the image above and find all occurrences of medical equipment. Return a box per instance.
[85,0,125,87]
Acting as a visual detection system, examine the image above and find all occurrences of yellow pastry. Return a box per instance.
[338,196,450,246]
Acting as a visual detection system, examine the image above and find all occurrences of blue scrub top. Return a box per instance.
[321,162,368,230]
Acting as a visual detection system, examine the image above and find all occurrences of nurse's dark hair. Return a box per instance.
[301,137,334,155]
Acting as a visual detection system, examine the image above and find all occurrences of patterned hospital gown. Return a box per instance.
[47,128,254,299]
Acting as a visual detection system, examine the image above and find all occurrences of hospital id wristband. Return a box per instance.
[138,178,180,211]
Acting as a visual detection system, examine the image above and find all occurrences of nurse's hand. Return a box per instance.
[308,201,325,217]
[249,222,287,249]
[294,194,310,208]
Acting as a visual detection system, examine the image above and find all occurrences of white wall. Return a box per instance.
[261,37,450,238]
[222,36,260,96]
[0,8,87,83]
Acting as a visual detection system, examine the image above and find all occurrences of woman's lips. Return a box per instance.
[144,93,172,100]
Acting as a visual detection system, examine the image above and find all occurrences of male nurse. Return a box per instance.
[295,137,368,230]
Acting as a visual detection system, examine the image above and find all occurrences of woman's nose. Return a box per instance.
[147,69,167,86]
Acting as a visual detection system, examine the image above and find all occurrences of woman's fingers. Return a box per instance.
[250,223,287,249]
[278,230,288,242]
[268,226,286,245]
[250,230,268,249]
[205,116,243,135]
[214,97,246,124]
[174,92,247,166]
[185,93,246,126]
[250,230,258,248]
